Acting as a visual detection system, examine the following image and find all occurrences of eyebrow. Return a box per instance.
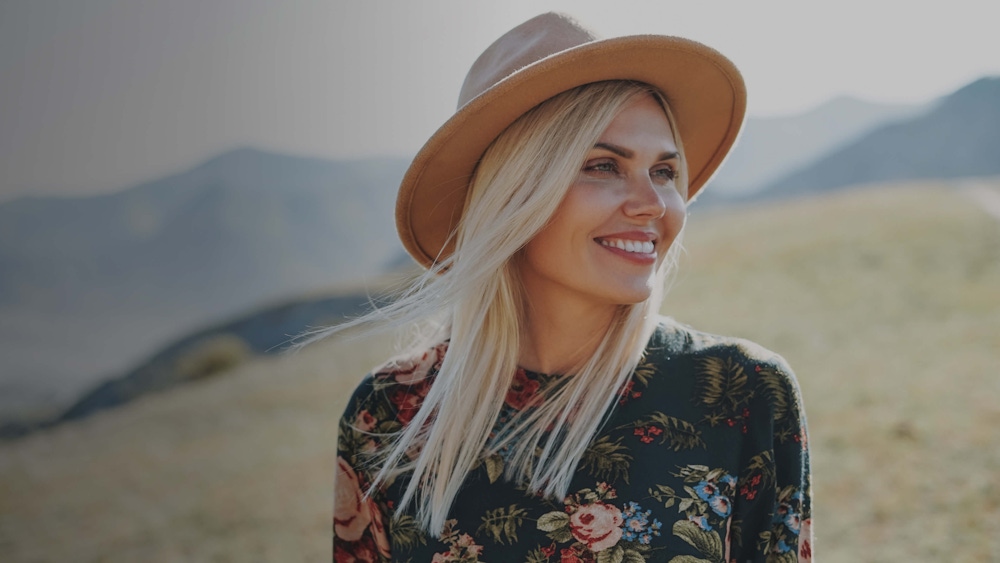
[594,142,678,162]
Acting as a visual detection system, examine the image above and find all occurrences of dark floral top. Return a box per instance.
[334,320,813,562]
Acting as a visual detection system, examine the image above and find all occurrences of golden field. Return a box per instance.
[1,181,998,562]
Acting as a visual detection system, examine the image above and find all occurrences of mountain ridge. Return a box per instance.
[755,76,1000,198]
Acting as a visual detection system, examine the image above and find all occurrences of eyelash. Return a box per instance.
[585,160,677,181]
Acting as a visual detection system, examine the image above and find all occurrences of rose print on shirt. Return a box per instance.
[536,482,662,561]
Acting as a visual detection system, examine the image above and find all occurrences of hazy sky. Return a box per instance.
[2,0,998,202]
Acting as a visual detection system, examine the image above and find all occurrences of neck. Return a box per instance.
[518,293,618,376]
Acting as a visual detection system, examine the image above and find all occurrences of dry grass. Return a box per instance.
[1,181,998,562]
[668,181,1000,561]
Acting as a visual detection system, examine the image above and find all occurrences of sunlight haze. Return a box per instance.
[1,0,997,202]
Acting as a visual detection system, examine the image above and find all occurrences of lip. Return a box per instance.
[594,231,658,265]
[595,230,658,243]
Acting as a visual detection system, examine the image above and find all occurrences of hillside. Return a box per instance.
[757,77,1000,198]
[709,95,923,195]
[1,180,997,561]
[0,148,411,420]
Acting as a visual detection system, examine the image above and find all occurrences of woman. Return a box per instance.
[328,12,812,562]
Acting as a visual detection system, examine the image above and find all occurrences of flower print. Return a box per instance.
[708,494,732,518]
[619,501,662,545]
[389,379,431,425]
[568,502,624,552]
[776,538,792,553]
[505,368,541,409]
[688,514,713,532]
[799,518,813,562]
[386,343,446,385]
[540,543,557,558]
[739,484,758,501]
[646,425,663,436]
[617,380,643,405]
[632,426,656,444]
[335,535,378,563]
[433,524,485,562]
[360,439,378,454]
[366,498,391,558]
[354,409,377,432]
[455,533,483,555]
[784,511,802,535]
[693,480,719,501]
[719,474,736,488]
[559,545,595,563]
[773,502,791,523]
[334,456,372,541]
[595,482,615,498]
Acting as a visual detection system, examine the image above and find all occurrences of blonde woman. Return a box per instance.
[328,13,812,562]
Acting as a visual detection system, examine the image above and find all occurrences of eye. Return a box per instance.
[651,165,677,182]
[584,159,619,175]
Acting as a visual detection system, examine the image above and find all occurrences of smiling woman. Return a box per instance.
[311,12,813,562]
[519,94,687,328]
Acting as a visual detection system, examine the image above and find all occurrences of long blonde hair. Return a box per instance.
[310,80,688,534]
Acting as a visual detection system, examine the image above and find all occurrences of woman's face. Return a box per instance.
[520,94,686,311]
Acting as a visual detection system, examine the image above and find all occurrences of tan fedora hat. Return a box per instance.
[396,12,746,268]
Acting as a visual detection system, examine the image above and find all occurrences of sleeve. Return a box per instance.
[730,354,813,562]
[333,374,394,562]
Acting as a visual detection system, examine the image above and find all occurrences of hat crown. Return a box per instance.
[458,13,599,108]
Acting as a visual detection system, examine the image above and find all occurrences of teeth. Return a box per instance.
[600,239,654,254]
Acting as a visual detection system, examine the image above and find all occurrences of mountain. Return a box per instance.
[0,148,411,419]
[755,77,1000,198]
[708,96,925,196]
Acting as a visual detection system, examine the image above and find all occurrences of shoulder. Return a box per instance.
[372,340,449,386]
[647,316,805,415]
[339,340,449,431]
[649,316,795,375]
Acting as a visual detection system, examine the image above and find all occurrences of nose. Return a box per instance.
[623,174,668,219]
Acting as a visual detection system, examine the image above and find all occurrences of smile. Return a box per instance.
[598,238,655,254]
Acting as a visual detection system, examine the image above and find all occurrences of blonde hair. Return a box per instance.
[308,80,688,534]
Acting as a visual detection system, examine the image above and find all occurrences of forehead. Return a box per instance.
[597,95,677,153]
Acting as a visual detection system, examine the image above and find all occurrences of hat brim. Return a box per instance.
[396,34,747,269]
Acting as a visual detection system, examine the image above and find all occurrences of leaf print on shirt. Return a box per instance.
[617,357,656,406]
[650,465,738,563]
[618,412,705,451]
[754,363,806,446]
[738,451,776,504]
[477,504,528,545]
[693,355,755,431]
[579,435,633,484]
[389,513,427,551]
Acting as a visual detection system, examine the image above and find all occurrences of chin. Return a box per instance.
[607,283,655,305]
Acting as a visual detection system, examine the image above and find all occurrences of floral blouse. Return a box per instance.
[334,320,813,562]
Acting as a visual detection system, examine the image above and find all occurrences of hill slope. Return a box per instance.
[0,147,410,419]
[710,96,923,195]
[757,77,1000,198]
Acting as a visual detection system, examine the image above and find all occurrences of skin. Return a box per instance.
[518,94,687,375]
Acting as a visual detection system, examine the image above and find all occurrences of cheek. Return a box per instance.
[659,196,687,250]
